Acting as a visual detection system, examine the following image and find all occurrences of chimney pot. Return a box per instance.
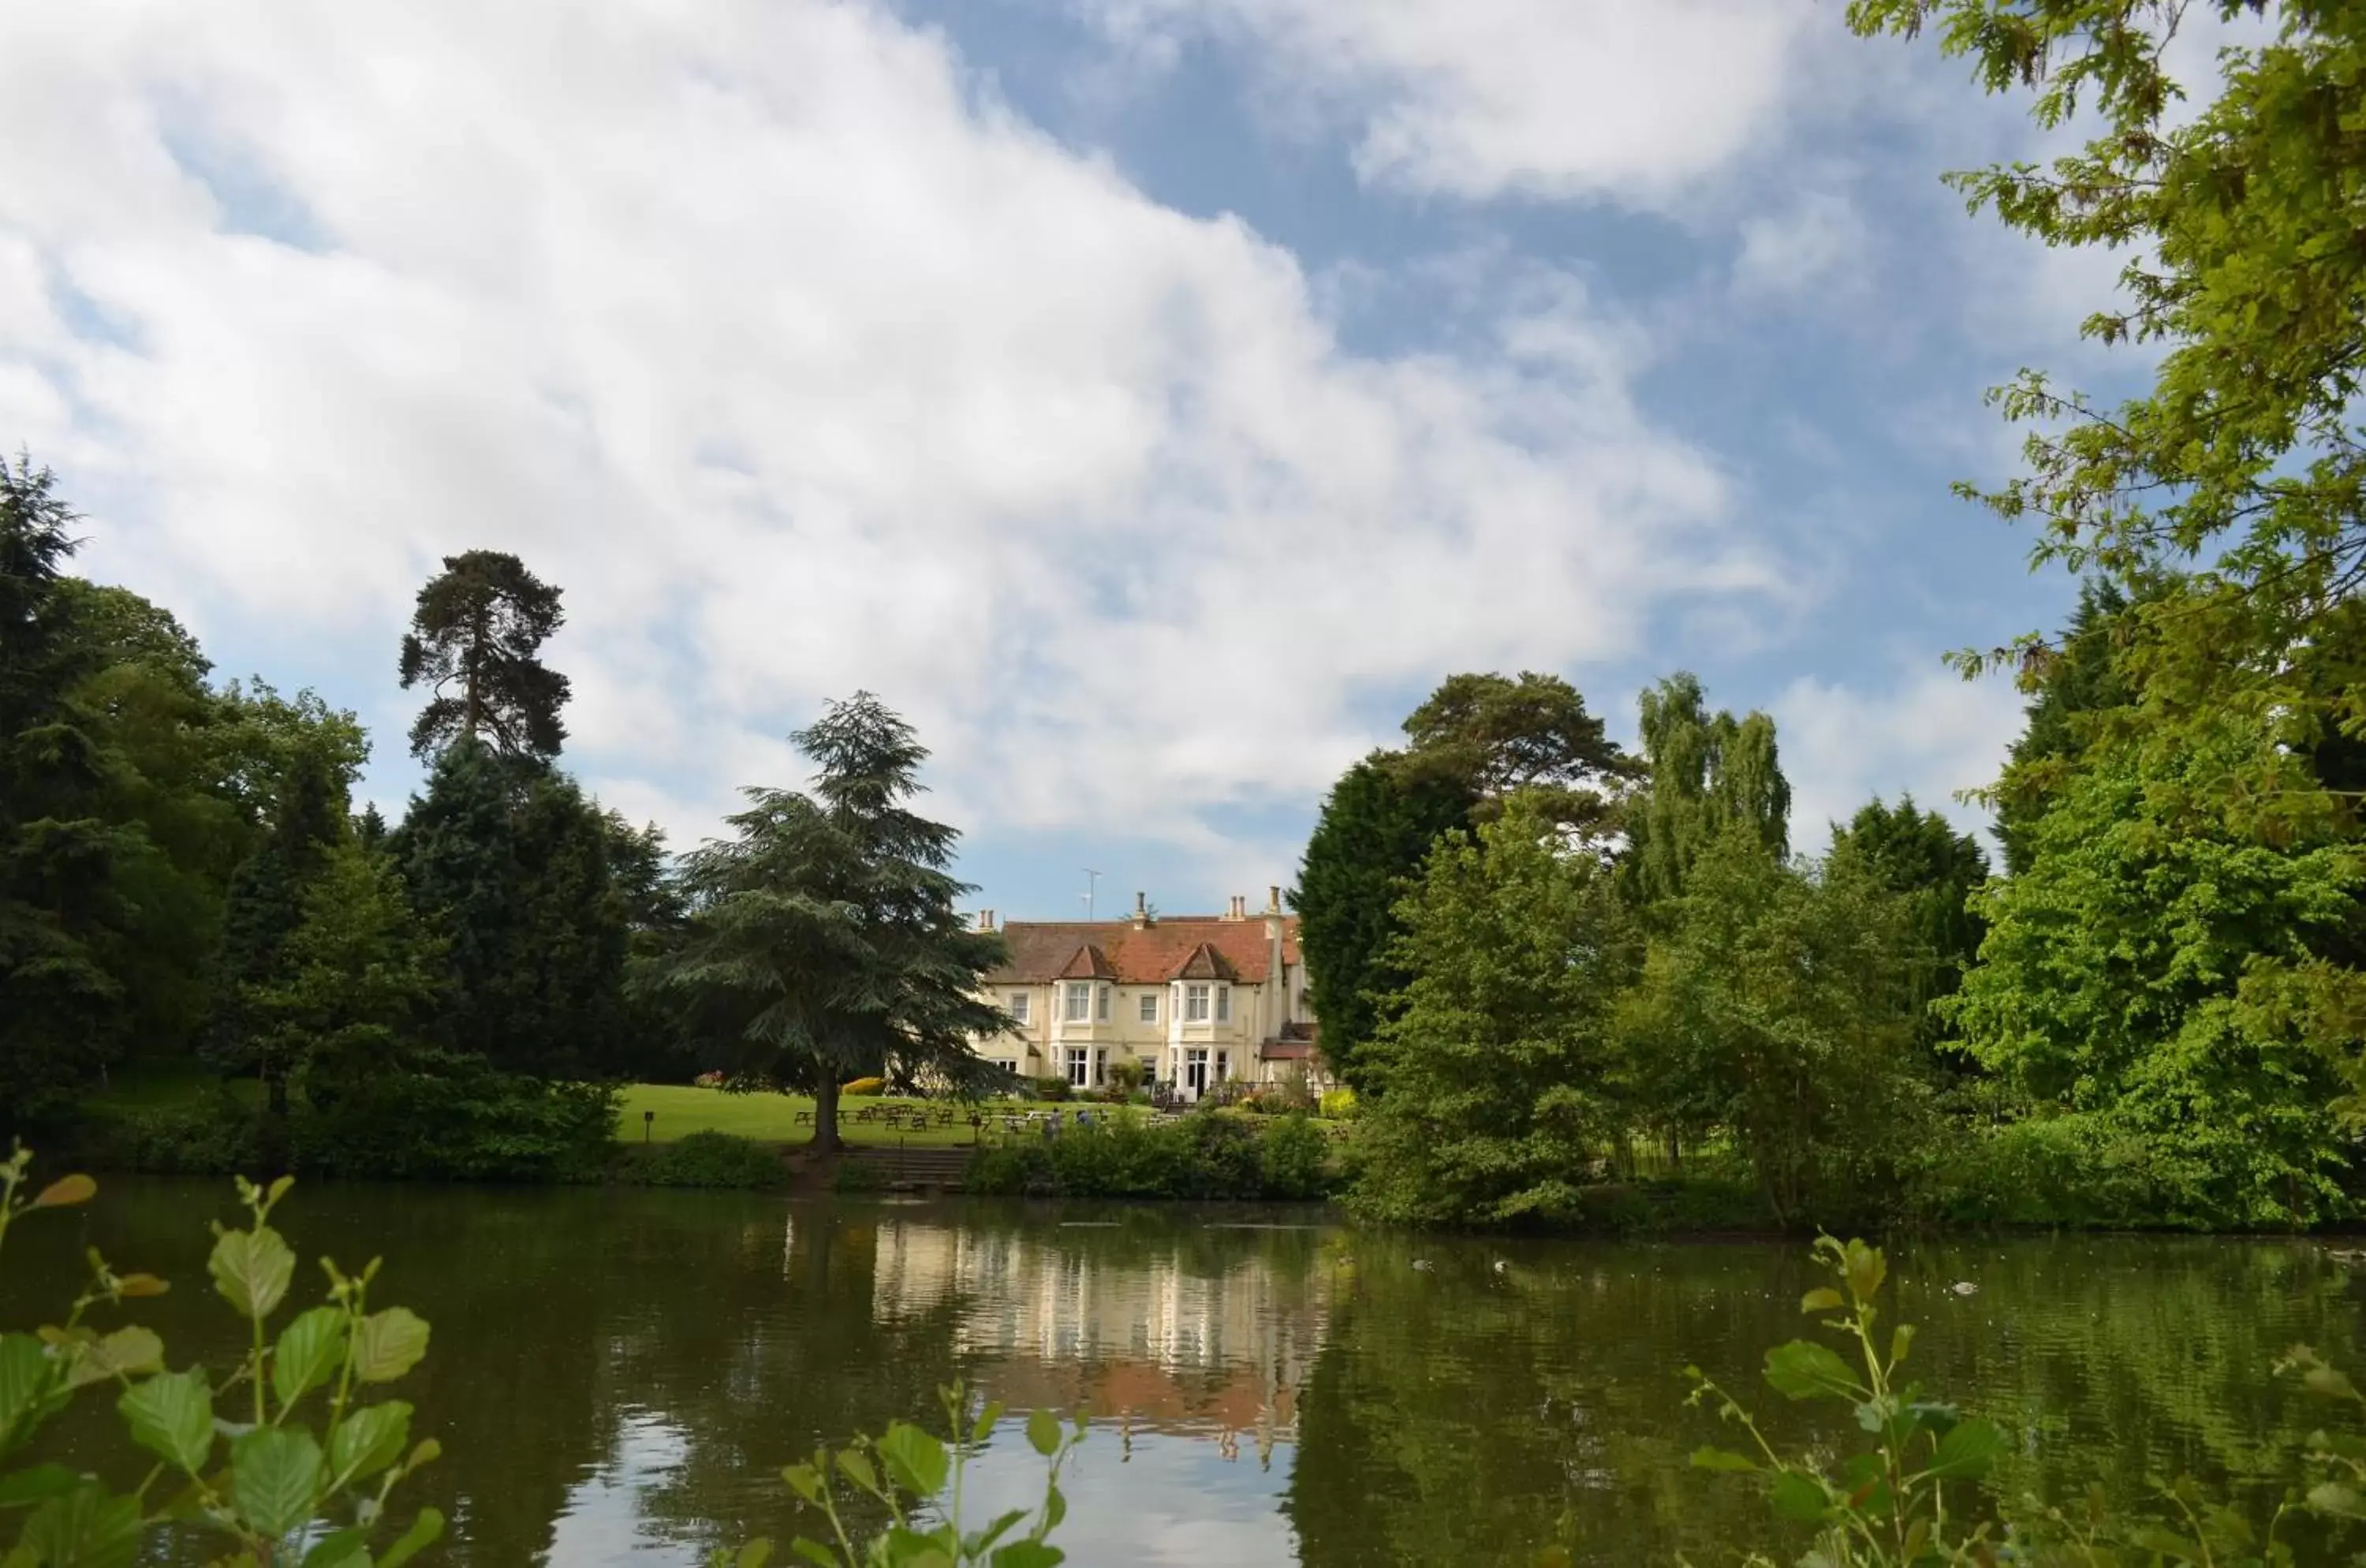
[1268,884,1281,913]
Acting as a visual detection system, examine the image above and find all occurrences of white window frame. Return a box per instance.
[1008,992,1030,1025]
[1138,991,1159,1024]
[1215,985,1231,1023]
[1063,982,1092,1022]
[1065,1047,1091,1087]
[1096,984,1111,1022]
[1185,983,1211,1023]
[1185,1047,1209,1094]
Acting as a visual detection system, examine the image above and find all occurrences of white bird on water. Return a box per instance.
[1411,1259,1433,1272]
[1950,1280,1979,1297]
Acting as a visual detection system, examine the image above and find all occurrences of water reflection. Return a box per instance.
[2,1185,2357,1567]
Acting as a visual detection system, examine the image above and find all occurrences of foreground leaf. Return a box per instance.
[349,1308,429,1384]
[232,1426,326,1539]
[209,1227,297,1322]
[1763,1340,1861,1402]
[19,1481,141,1568]
[375,1507,445,1568]
[118,1368,215,1474]
[273,1307,349,1409]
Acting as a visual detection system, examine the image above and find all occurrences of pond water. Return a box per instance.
[4,1181,2360,1565]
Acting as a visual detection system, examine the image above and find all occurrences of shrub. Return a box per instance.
[1259,1114,1334,1200]
[84,1089,264,1175]
[634,1131,783,1189]
[965,1111,1334,1201]
[286,1052,619,1183]
[1028,1076,1072,1103]
[842,1077,886,1097]
[1918,1111,2169,1228]
[1319,1086,1357,1121]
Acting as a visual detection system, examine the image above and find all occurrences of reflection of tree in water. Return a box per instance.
[16,1186,2360,1566]
[1287,1233,2366,1567]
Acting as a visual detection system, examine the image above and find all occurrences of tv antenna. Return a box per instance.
[1080,867,1102,921]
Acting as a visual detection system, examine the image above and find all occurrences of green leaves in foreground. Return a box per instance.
[2,1155,444,1568]
[731,1383,1084,1568]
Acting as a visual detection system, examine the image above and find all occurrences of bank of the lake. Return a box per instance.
[3,1180,2357,1566]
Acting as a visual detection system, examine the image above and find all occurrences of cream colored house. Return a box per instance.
[970,888,1321,1099]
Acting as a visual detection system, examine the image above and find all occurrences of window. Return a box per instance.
[1185,984,1211,1022]
[1215,985,1231,1023]
[1096,984,1111,1022]
[1065,1047,1091,1087]
[1008,992,1030,1025]
[1063,982,1092,1022]
[1185,1047,1209,1095]
[1139,991,1159,1024]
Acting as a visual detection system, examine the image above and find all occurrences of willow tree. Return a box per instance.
[1622,672,1790,907]
[644,693,1009,1151]
[397,550,571,762]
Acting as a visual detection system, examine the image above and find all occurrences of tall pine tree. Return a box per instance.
[397,550,571,763]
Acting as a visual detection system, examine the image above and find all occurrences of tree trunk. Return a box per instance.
[812,1077,842,1152]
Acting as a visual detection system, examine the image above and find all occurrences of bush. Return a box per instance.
[842,1077,886,1097]
[1319,1086,1357,1121]
[633,1131,783,1189]
[1028,1076,1072,1103]
[833,1157,890,1194]
[82,1089,264,1175]
[286,1052,619,1183]
[1919,1111,2170,1228]
[1259,1114,1333,1200]
[965,1111,1338,1200]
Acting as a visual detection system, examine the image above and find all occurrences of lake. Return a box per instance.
[3,1180,2358,1564]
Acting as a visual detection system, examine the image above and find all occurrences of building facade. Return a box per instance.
[970,888,1321,1099]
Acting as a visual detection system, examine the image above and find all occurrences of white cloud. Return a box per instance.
[0,0,1775,858]
[1733,191,1870,301]
[1774,663,2025,857]
[1075,0,1822,203]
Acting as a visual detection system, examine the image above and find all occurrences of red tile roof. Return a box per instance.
[1054,944,1118,980]
[987,915,1301,984]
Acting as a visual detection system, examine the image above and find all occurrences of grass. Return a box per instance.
[82,1064,1108,1152]
[615,1084,1111,1148]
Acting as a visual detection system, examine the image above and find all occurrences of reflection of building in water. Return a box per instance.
[870,1219,1331,1463]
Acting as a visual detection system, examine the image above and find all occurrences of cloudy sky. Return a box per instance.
[0,0,2208,919]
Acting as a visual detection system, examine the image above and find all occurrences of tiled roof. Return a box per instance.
[1172,942,1239,982]
[1258,1040,1315,1061]
[985,914,1301,984]
[1055,944,1118,980]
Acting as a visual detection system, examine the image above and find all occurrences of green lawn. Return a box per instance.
[616,1084,1102,1148]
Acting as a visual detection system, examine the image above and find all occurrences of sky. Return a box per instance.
[0,0,2234,921]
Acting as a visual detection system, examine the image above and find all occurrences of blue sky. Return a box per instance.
[1,0,2222,920]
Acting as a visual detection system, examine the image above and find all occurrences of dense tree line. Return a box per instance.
[1300,0,2366,1231]
[0,471,1002,1173]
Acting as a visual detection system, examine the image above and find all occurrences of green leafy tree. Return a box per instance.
[1624,673,1791,908]
[1849,1,2366,1119]
[1296,670,1627,1095]
[1829,796,1990,1061]
[1291,754,1474,1095]
[1993,580,2144,875]
[397,550,570,763]
[1348,793,1640,1226]
[207,741,353,1114]
[1619,831,1928,1224]
[0,459,151,1123]
[645,693,1010,1151]
[249,841,448,1117]
[393,742,630,1079]
[1397,669,1631,827]
[1951,710,2356,1228]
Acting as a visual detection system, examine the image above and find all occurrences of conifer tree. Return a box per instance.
[397,550,571,762]
[647,693,1008,1149]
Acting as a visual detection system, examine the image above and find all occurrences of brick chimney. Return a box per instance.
[1133,891,1149,929]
